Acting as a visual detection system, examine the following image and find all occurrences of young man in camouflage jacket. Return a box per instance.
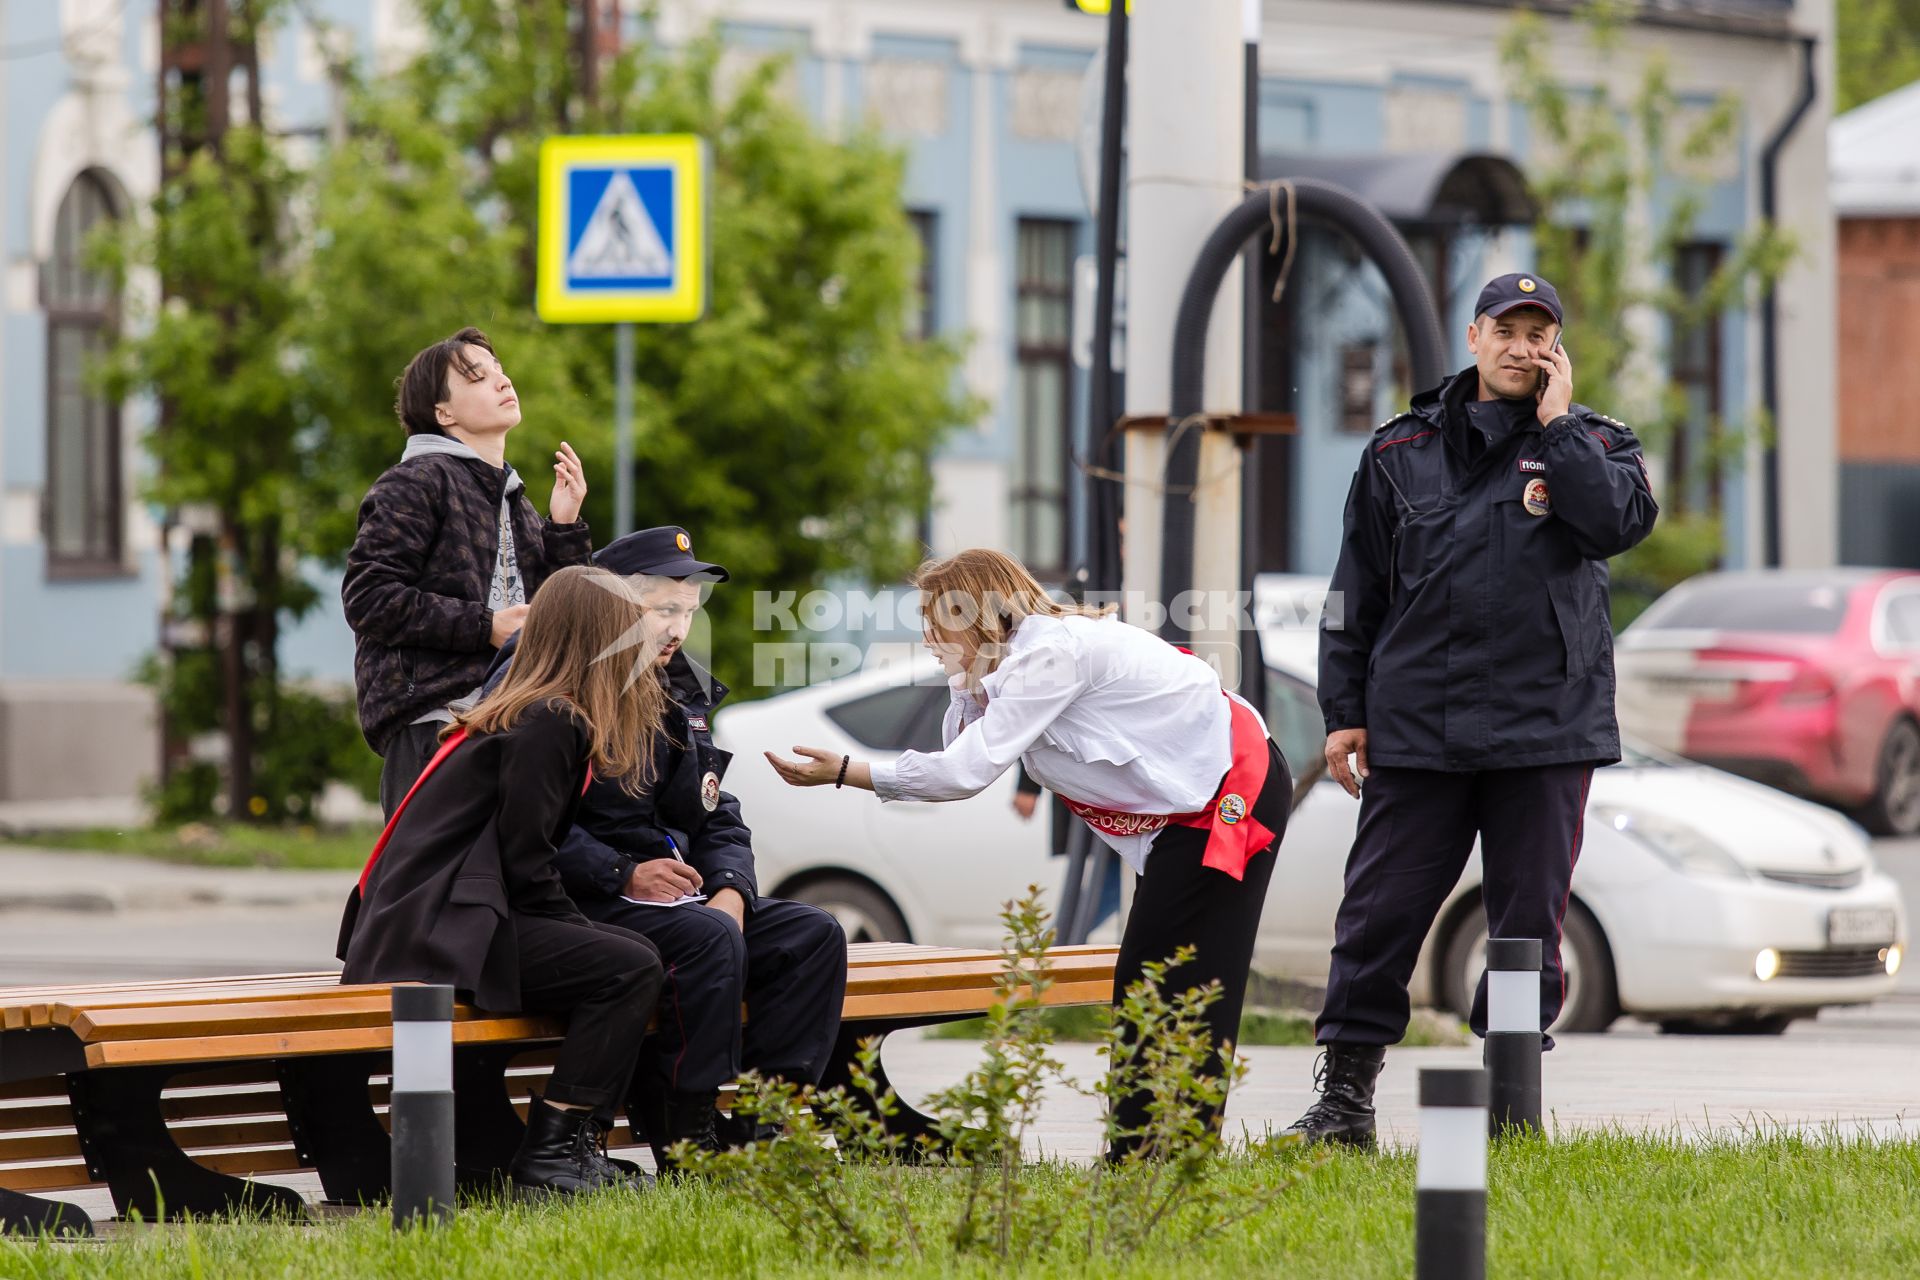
[342,327,593,813]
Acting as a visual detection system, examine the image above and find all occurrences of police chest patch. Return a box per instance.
[700,771,720,812]
[1523,478,1551,517]
[1218,794,1248,826]
[1517,458,1546,473]
[686,714,710,733]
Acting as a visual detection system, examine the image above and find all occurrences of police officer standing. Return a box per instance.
[1286,274,1658,1146]
[485,526,848,1170]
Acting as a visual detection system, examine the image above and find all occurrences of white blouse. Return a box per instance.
[868,613,1257,873]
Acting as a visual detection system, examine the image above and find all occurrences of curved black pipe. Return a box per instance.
[1158,178,1447,646]
[1759,34,1818,568]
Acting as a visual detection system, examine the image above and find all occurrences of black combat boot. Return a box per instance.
[1283,1044,1387,1148]
[631,1087,724,1175]
[510,1095,647,1197]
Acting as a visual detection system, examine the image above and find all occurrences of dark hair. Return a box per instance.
[394,327,496,436]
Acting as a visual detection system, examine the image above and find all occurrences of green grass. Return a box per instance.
[4,1133,1916,1277]
[0,823,380,870]
[924,1005,1469,1048]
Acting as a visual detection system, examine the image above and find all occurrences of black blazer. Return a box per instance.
[337,701,592,1011]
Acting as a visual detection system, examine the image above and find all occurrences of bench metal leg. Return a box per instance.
[818,1023,947,1158]
[0,1185,94,1237]
[453,1044,528,1192]
[278,1052,393,1206]
[65,1067,307,1221]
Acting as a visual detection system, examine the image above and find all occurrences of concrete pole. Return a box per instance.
[1122,0,1246,677]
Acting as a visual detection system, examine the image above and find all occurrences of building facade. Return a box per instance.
[0,0,1838,802]
[1831,78,1920,568]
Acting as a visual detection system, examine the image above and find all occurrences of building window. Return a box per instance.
[1011,218,1074,574]
[1670,242,1724,516]
[906,209,938,340]
[44,170,125,575]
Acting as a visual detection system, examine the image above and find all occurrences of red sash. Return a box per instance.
[1060,694,1276,882]
[356,729,468,894]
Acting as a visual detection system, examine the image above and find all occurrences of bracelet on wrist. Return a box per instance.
[835,755,850,789]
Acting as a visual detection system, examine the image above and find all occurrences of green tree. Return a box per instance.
[1500,0,1796,626]
[1837,0,1920,113]
[301,0,973,695]
[98,0,368,823]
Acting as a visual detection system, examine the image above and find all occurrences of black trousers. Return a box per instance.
[1109,739,1289,1152]
[512,912,665,1112]
[379,722,446,819]
[582,895,848,1096]
[1315,763,1594,1049]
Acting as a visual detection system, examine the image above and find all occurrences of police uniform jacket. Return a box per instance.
[483,640,759,911]
[337,702,592,1010]
[1320,367,1660,772]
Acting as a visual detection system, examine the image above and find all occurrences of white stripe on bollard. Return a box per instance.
[1486,968,1535,1035]
[1416,1106,1488,1191]
[393,1021,453,1093]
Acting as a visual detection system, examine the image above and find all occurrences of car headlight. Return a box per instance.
[1591,804,1749,880]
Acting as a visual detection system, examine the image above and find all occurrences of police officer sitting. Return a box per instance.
[485,526,848,1171]
[1286,274,1659,1146]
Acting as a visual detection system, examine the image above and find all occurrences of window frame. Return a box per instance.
[42,169,128,580]
[1010,216,1076,577]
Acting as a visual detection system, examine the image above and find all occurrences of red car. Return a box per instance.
[1616,569,1920,836]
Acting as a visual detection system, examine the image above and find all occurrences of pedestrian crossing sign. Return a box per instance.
[537,134,708,324]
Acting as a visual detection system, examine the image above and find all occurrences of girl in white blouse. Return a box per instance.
[767,548,1291,1158]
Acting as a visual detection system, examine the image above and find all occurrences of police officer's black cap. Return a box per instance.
[593,526,729,581]
[1474,272,1564,326]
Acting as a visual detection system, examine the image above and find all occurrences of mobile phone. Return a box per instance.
[1538,333,1563,393]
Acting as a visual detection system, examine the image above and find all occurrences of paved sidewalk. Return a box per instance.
[0,846,355,916]
[885,1029,1920,1160]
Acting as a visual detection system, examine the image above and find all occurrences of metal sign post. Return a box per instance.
[537,134,709,537]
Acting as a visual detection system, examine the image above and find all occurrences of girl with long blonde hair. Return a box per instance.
[340,566,671,1196]
[768,548,1291,1158]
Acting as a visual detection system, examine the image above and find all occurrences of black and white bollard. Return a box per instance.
[1483,937,1543,1136]
[391,984,456,1227]
[1416,1067,1488,1280]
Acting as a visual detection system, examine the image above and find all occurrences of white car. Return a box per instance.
[716,579,1908,1033]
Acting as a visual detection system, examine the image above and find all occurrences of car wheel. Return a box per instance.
[1857,717,1920,837]
[1441,904,1618,1035]
[785,876,912,944]
[1657,1013,1796,1036]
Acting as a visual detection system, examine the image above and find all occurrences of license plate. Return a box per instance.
[1828,907,1897,948]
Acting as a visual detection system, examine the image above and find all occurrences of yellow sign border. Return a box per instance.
[537,134,707,324]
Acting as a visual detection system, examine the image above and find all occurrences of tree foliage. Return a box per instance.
[1500,0,1796,625]
[1837,0,1920,113]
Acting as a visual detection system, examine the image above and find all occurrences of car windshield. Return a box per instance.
[1636,579,1852,634]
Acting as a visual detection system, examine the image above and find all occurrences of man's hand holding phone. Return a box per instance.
[1534,335,1573,426]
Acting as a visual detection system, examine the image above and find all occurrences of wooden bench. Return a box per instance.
[0,942,1117,1235]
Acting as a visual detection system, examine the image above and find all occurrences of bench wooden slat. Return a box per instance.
[0,1102,74,1130]
[84,1015,567,1070]
[0,1078,66,1103]
[0,1131,83,1163]
[845,977,1114,1021]
[54,954,1118,1048]
[0,1161,93,1192]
